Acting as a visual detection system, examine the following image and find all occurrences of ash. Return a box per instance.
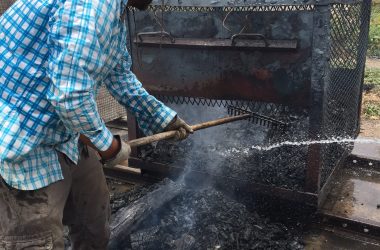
[121,186,304,250]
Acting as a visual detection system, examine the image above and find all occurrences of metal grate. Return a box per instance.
[320,1,370,187]
[156,96,290,115]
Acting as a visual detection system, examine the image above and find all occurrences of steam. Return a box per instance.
[165,102,270,179]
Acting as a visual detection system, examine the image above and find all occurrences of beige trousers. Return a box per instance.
[0,147,111,250]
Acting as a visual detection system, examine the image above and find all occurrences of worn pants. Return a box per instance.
[0,147,111,249]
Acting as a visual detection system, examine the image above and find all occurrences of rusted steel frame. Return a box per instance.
[148,0,362,7]
[127,111,139,157]
[305,5,332,194]
[128,157,319,206]
[318,155,380,236]
[129,9,312,107]
[320,212,380,238]
[134,37,298,51]
[317,150,350,207]
[346,155,380,171]
[355,0,372,135]
[103,167,159,185]
[317,225,380,246]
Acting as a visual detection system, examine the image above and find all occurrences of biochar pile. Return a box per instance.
[109,179,308,250]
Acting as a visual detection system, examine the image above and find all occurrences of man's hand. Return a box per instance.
[164,116,194,140]
[100,135,131,168]
[80,134,131,167]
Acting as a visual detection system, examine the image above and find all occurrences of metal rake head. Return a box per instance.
[227,106,288,131]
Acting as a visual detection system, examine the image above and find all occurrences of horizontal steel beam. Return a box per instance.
[148,0,362,7]
[134,37,298,50]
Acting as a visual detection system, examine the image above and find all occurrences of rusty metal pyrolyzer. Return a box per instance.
[103,0,371,207]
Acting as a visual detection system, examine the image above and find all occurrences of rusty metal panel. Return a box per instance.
[123,0,371,207]
[129,10,314,107]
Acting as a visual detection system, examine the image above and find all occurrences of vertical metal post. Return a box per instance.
[356,0,372,135]
[305,5,332,193]
[127,111,140,157]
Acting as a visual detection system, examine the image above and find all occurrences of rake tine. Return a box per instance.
[227,105,287,131]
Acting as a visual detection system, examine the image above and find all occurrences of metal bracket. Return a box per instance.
[231,33,269,47]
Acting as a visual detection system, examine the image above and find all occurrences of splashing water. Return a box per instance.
[250,137,380,151]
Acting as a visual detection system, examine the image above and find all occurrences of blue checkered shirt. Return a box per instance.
[0,0,176,190]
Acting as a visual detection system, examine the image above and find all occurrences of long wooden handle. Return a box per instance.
[127,113,252,147]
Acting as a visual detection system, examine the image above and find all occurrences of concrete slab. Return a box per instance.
[320,162,380,228]
[352,137,380,161]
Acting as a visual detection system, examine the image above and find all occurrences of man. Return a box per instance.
[0,0,192,248]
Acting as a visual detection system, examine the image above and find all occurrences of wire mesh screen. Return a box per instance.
[0,0,15,16]
[320,1,370,188]
[96,86,128,123]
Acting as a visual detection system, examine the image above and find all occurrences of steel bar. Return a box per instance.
[134,37,298,50]
[103,167,159,185]
[356,0,372,134]
[320,212,380,238]
[127,113,252,148]
[147,0,363,7]
[305,5,331,193]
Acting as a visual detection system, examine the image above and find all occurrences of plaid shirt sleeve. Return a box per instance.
[104,49,177,136]
[46,1,113,151]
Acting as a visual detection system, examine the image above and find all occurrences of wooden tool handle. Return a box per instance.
[127,113,252,147]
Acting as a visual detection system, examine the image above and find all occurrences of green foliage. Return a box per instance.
[368,4,380,57]
[364,103,380,117]
[364,68,380,85]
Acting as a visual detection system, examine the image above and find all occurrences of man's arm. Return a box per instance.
[104,50,178,136]
[46,0,118,157]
